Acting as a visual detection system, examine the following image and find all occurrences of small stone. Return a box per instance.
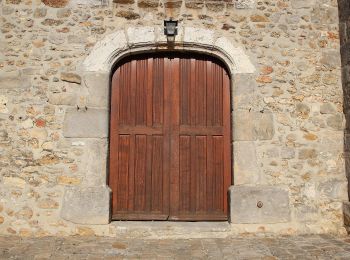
[231,14,246,23]
[112,242,127,249]
[256,75,272,83]
[35,118,46,128]
[296,103,310,119]
[37,198,59,209]
[33,39,45,48]
[58,176,81,185]
[42,0,69,8]
[320,103,336,114]
[299,149,317,159]
[60,72,81,84]
[3,177,26,188]
[0,216,4,224]
[38,154,59,165]
[303,133,318,141]
[76,227,95,236]
[261,66,273,75]
[34,8,47,18]
[185,1,203,9]
[0,204,3,213]
[138,0,158,8]
[41,19,64,26]
[291,0,315,9]
[7,228,16,234]
[206,3,224,12]
[281,147,295,159]
[6,0,21,4]
[251,15,270,22]
[327,114,343,130]
[57,8,71,18]
[113,0,134,3]
[15,207,33,220]
[115,10,140,20]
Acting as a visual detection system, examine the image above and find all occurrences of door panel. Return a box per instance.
[109,53,231,221]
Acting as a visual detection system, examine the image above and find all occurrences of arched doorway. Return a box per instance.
[109,52,232,221]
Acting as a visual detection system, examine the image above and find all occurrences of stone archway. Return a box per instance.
[59,26,265,225]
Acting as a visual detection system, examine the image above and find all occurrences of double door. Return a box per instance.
[109,53,231,221]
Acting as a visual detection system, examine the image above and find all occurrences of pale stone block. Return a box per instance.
[81,139,108,187]
[291,0,316,9]
[127,26,156,45]
[184,27,215,46]
[63,108,108,138]
[230,186,291,224]
[60,186,111,224]
[235,0,255,9]
[83,72,110,108]
[233,110,274,141]
[0,71,31,89]
[233,141,261,185]
[82,30,128,72]
[215,37,255,74]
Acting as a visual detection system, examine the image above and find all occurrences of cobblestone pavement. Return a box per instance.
[1,235,350,259]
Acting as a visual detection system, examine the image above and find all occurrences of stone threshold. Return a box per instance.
[111,221,232,239]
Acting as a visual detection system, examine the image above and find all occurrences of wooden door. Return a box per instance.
[109,53,231,221]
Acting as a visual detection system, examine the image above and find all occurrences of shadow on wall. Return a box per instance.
[338,0,350,198]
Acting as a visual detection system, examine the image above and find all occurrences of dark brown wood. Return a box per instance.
[109,53,232,221]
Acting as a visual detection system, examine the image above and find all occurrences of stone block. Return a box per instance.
[234,110,274,141]
[233,141,260,185]
[83,72,110,108]
[0,71,31,89]
[82,30,127,72]
[127,26,155,46]
[60,186,111,224]
[291,0,315,9]
[235,0,255,9]
[233,74,257,96]
[63,108,108,138]
[215,37,255,74]
[184,27,214,46]
[318,180,348,200]
[230,186,291,224]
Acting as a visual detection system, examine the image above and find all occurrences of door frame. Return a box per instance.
[108,52,232,221]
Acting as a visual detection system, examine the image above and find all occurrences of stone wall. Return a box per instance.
[0,0,348,236]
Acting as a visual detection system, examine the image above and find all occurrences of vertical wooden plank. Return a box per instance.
[134,135,147,211]
[170,58,180,216]
[110,68,120,215]
[180,59,190,126]
[196,136,207,212]
[190,135,197,213]
[222,70,232,214]
[145,135,153,212]
[162,57,171,217]
[117,135,130,211]
[213,136,224,212]
[206,135,214,212]
[196,60,207,126]
[147,58,153,127]
[190,59,196,127]
[130,60,137,126]
[151,136,163,212]
[153,58,164,126]
[179,136,191,212]
[127,134,135,211]
[206,61,214,127]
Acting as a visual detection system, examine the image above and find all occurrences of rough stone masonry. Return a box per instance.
[0,0,349,237]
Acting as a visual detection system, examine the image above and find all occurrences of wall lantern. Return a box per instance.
[164,19,178,43]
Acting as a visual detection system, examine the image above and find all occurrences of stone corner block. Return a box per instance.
[127,27,156,45]
[60,185,111,225]
[82,72,110,108]
[234,111,275,141]
[63,108,108,138]
[0,71,31,90]
[82,30,127,72]
[229,185,291,224]
[214,37,255,74]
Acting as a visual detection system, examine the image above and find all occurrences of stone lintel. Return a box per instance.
[230,185,291,224]
[63,108,108,138]
[61,186,111,224]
